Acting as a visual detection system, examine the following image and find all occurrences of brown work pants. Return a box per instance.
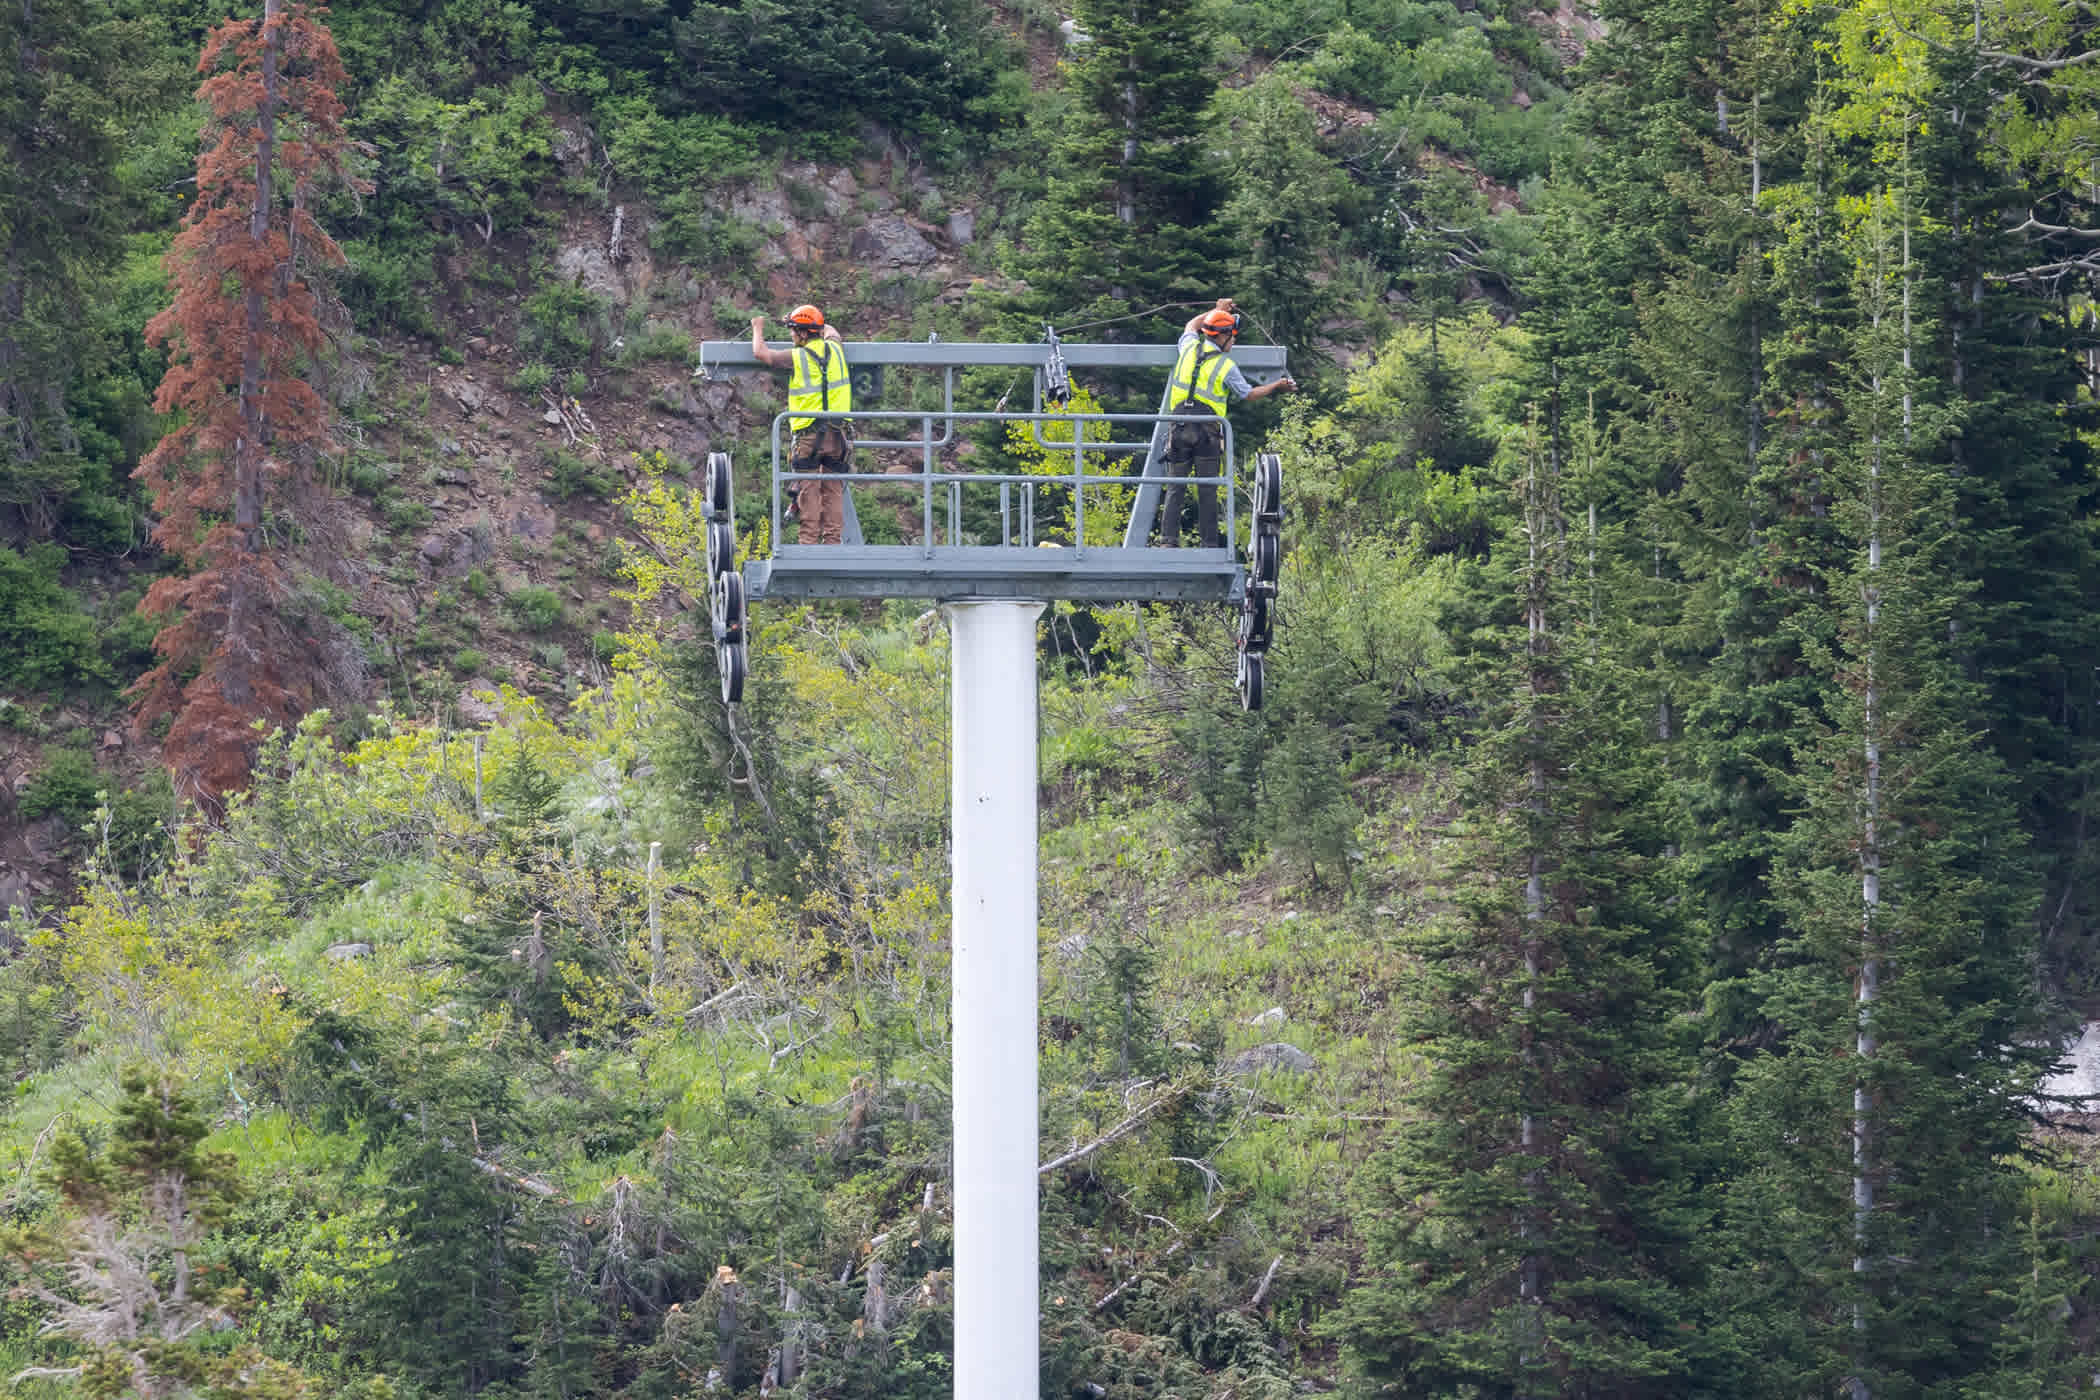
[1160,420,1224,548]
[792,428,850,546]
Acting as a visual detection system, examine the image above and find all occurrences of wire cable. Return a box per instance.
[1050,301,1211,335]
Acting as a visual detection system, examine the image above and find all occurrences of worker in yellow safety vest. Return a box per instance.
[751,305,854,545]
[1158,298,1295,548]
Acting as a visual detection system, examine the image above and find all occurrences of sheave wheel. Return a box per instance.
[1239,588,1270,654]
[1237,650,1265,712]
[1253,453,1282,522]
[704,452,734,518]
[719,639,747,704]
[706,519,736,579]
[1252,529,1280,587]
[713,569,746,643]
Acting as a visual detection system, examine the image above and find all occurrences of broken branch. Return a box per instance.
[1038,1083,1190,1175]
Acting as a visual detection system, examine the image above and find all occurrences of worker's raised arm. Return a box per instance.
[1184,297,1236,337]
[749,315,794,369]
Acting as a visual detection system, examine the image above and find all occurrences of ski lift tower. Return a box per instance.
[692,335,1287,1400]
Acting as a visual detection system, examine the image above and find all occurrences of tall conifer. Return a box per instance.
[1009,0,1226,336]
[1340,440,1706,1397]
[1717,164,2049,1400]
[133,0,364,799]
[0,0,160,538]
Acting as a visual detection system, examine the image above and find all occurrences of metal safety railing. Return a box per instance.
[769,408,1237,553]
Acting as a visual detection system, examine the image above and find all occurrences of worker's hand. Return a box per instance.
[1215,297,1236,313]
[1279,375,1297,391]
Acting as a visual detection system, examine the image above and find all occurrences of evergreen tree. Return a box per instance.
[0,0,162,542]
[1716,170,2051,1400]
[0,1070,360,1397]
[1670,65,1852,1061]
[287,1007,533,1394]
[1009,0,1226,337]
[1340,447,1707,1397]
[133,0,365,799]
[1902,39,2100,984]
[1213,73,1347,354]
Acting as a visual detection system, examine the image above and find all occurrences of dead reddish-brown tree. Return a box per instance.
[134,0,365,800]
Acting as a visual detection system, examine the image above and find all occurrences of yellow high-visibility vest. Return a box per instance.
[788,340,852,432]
[1169,337,1234,417]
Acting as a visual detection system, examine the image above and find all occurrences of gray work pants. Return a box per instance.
[1159,420,1223,548]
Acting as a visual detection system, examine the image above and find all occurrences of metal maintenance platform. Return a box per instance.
[692,338,1287,603]
[691,335,1287,707]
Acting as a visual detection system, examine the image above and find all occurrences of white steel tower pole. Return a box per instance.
[945,599,1044,1400]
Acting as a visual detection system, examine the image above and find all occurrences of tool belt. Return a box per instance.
[802,425,853,472]
[1169,418,1223,455]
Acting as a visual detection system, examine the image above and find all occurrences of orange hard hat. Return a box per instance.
[785,304,825,329]
[1198,308,1242,338]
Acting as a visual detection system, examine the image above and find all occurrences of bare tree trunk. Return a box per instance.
[1847,163,1914,1400]
[1748,11,1764,468]
[236,0,280,555]
[223,0,282,715]
[1517,430,1553,1386]
[646,841,664,1001]
[778,1283,802,1385]
[0,247,28,461]
[715,1268,741,1383]
[0,0,37,470]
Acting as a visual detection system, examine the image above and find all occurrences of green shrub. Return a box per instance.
[649,191,764,268]
[452,647,487,676]
[616,322,694,365]
[511,361,553,394]
[383,495,433,532]
[544,449,613,502]
[509,586,565,630]
[596,93,760,193]
[341,235,438,335]
[0,543,111,692]
[344,455,392,496]
[98,585,159,678]
[20,748,100,828]
[533,641,568,670]
[590,629,620,662]
[100,768,173,880]
[522,282,613,368]
[464,568,495,599]
[563,369,588,398]
[350,75,551,245]
[782,176,831,221]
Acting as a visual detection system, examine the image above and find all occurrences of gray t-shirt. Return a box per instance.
[1177,331,1254,403]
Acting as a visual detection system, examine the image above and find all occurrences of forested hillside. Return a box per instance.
[3,0,2100,1395]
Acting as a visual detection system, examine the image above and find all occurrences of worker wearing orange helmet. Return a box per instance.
[1158,298,1295,548]
[751,304,853,545]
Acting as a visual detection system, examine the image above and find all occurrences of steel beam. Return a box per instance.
[744,547,1242,603]
[695,340,1289,372]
